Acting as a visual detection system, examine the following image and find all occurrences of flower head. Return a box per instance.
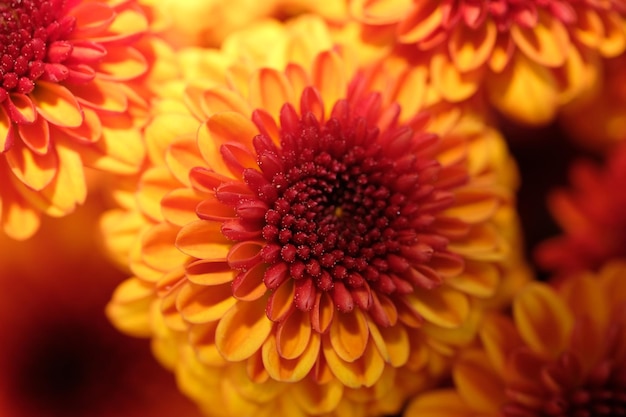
[535,141,626,275]
[405,260,626,417]
[105,16,527,417]
[349,0,626,125]
[0,0,155,240]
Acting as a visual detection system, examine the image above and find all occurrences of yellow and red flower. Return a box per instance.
[535,140,626,275]
[104,17,527,417]
[349,0,626,125]
[0,0,160,240]
[404,260,626,417]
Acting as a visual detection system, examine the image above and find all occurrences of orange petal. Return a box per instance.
[232,262,268,301]
[445,260,499,298]
[185,258,234,286]
[444,187,500,223]
[69,1,115,37]
[598,12,626,57]
[0,182,40,240]
[165,138,205,186]
[250,68,294,118]
[0,106,14,152]
[145,113,199,167]
[31,81,83,127]
[312,51,345,118]
[292,377,344,415]
[71,78,128,113]
[453,350,504,414]
[486,52,558,125]
[18,118,50,155]
[409,287,470,328]
[97,46,148,81]
[188,322,224,366]
[310,291,334,333]
[216,298,273,361]
[266,280,295,322]
[175,219,231,259]
[322,336,385,388]
[573,7,605,49]
[513,282,574,358]
[90,6,148,44]
[276,309,312,360]
[262,331,321,382]
[5,140,57,191]
[329,307,369,362]
[176,281,237,324]
[6,93,36,123]
[142,222,189,271]
[136,166,179,222]
[510,10,570,68]
[479,313,523,375]
[396,0,442,43]
[199,87,251,118]
[449,20,497,72]
[160,188,204,227]
[366,316,410,367]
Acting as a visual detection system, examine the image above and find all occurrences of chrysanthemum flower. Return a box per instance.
[104,16,527,417]
[404,260,626,417]
[535,141,626,275]
[0,0,158,240]
[349,0,626,125]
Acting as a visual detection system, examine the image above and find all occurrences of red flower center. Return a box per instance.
[216,87,463,324]
[0,0,75,101]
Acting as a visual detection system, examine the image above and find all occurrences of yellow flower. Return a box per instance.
[349,0,626,125]
[0,0,158,240]
[405,260,626,417]
[105,16,527,417]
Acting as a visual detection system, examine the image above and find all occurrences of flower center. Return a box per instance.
[219,88,461,321]
[543,385,626,417]
[0,0,74,101]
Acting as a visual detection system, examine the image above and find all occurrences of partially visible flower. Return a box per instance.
[535,141,626,275]
[104,15,528,416]
[404,260,626,417]
[560,53,626,152]
[0,0,159,240]
[349,0,626,125]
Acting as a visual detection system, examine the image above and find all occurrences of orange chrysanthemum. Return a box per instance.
[349,0,626,125]
[104,17,527,417]
[535,141,626,275]
[0,0,156,240]
[404,260,626,417]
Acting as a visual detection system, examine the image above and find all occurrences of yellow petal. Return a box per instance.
[175,219,231,259]
[510,11,570,67]
[0,182,40,240]
[453,350,503,414]
[97,46,147,81]
[449,20,497,72]
[185,258,234,286]
[329,307,369,362]
[160,188,204,227]
[5,139,56,191]
[479,313,522,375]
[292,377,344,415]
[145,112,199,167]
[31,82,83,127]
[216,298,273,361]
[431,50,482,102]
[598,12,626,57]
[71,79,128,113]
[409,287,469,328]
[487,52,558,125]
[396,0,442,43]
[367,316,410,367]
[0,106,13,152]
[188,322,224,366]
[106,278,154,337]
[176,281,236,324]
[445,260,499,298]
[404,390,470,417]
[322,336,385,388]
[18,117,50,155]
[351,0,416,25]
[513,282,574,357]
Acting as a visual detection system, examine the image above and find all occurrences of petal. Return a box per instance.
[266,279,295,322]
[89,6,148,44]
[312,51,345,118]
[188,322,224,366]
[486,53,558,125]
[5,140,57,191]
[96,46,148,81]
[69,2,116,37]
[262,331,321,382]
[232,262,268,301]
[18,117,50,155]
[453,350,504,414]
[136,166,180,222]
[176,282,237,324]
[445,260,500,298]
[351,0,416,25]
[250,68,294,118]
[276,309,312,360]
[366,316,410,367]
[6,93,36,124]
[70,79,128,113]
[0,180,40,240]
[598,11,626,57]
[145,113,199,167]
[479,313,523,375]
[161,188,204,227]
[175,219,231,259]
[31,81,83,127]
[142,222,189,271]
[449,20,497,72]
[329,307,370,362]
[408,287,470,328]
[310,291,334,333]
[165,137,205,186]
[185,258,234,286]
[396,0,442,43]
[322,336,385,388]
[106,278,154,337]
[292,377,344,414]
[216,298,274,361]
[0,106,14,152]
[513,282,574,357]
[510,11,570,68]
[430,49,482,102]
